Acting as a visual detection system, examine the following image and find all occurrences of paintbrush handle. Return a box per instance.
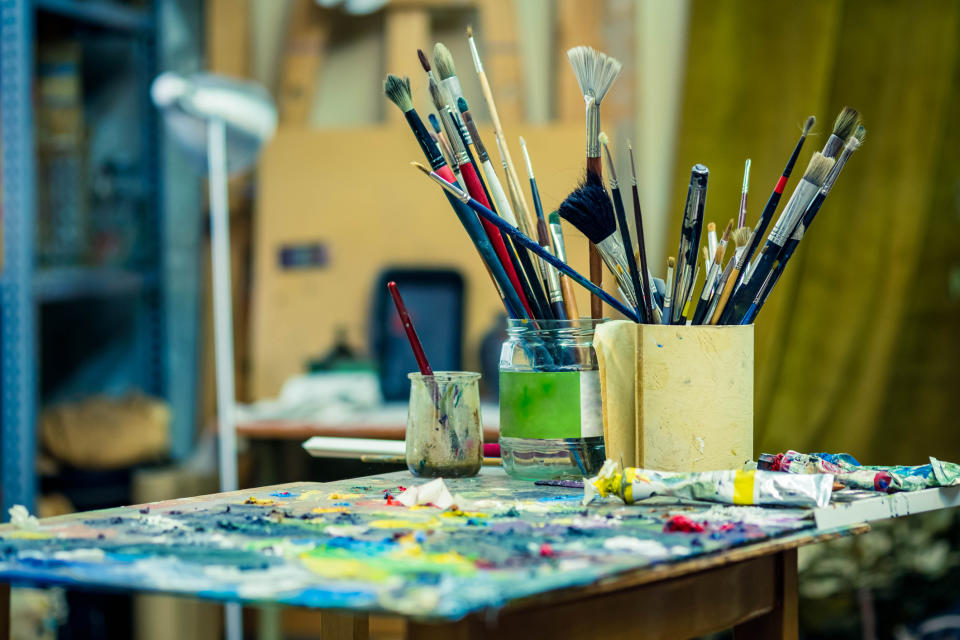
[630,184,655,323]
[460,189,638,322]
[387,282,433,375]
[405,109,446,171]
[460,162,535,318]
[719,242,781,324]
[586,158,604,319]
[611,185,644,322]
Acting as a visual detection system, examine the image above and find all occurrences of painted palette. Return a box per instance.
[0,469,813,620]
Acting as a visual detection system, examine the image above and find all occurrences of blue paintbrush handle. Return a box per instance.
[443,193,527,320]
[464,195,640,322]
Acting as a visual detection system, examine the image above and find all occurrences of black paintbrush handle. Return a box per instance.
[443,193,527,319]
[719,242,781,324]
[466,195,640,322]
[406,109,446,171]
[504,232,551,320]
[631,184,655,322]
[611,185,644,322]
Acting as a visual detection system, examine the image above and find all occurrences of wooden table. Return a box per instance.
[0,469,867,640]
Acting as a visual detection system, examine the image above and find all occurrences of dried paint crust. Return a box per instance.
[0,469,816,620]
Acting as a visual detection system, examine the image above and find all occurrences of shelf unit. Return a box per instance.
[1,0,197,515]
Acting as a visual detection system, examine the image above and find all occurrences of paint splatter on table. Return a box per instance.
[0,469,815,620]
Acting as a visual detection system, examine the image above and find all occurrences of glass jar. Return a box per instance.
[406,371,483,478]
[499,319,606,480]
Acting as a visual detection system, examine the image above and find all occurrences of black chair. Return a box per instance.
[370,268,465,401]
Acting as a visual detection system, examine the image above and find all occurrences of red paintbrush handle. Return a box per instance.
[387,281,433,376]
[435,165,457,184]
[458,162,535,318]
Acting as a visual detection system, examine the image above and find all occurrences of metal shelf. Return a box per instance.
[34,0,152,33]
[34,266,157,302]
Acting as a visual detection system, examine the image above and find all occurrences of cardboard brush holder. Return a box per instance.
[593,321,753,472]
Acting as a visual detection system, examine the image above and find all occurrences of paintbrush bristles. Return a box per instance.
[567,46,622,103]
[518,136,534,179]
[853,124,866,143]
[384,74,413,112]
[417,49,432,73]
[598,132,619,185]
[433,43,457,80]
[732,227,751,248]
[833,107,859,140]
[803,152,835,187]
[803,115,816,135]
[558,172,617,245]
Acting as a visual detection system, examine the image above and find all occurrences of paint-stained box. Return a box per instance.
[594,322,753,472]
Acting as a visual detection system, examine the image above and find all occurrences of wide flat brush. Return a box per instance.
[557,172,639,320]
[719,151,835,324]
[600,132,643,320]
[626,141,656,322]
[567,46,622,319]
[671,165,709,324]
[415,163,640,322]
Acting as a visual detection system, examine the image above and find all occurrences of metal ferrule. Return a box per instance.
[767,179,821,246]
[429,171,470,203]
[822,134,844,158]
[596,234,638,309]
[549,222,568,263]
[822,137,860,194]
[440,107,469,166]
[543,248,564,303]
[585,95,600,157]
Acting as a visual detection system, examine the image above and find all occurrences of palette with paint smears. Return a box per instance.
[0,469,813,620]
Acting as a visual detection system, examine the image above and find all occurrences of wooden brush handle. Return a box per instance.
[586,155,603,319]
[560,275,580,321]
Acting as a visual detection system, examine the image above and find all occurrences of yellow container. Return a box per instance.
[594,321,753,472]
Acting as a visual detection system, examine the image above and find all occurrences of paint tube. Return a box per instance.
[758,451,960,493]
[583,460,833,508]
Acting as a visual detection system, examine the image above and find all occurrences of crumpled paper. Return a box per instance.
[398,479,456,509]
[9,505,40,531]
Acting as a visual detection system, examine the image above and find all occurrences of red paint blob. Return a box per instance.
[539,543,555,557]
[664,515,705,533]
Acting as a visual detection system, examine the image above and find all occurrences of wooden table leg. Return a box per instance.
[734,548,798,640]
[321,612,369,640]
[0,583,9,640]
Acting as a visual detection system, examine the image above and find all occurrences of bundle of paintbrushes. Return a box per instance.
[384,33,864,326]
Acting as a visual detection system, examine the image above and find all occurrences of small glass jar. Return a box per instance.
[406,371,483,478]
[499,319,606,480]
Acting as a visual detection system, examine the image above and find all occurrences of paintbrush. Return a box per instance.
[692,219,732,324]
[567,45,622,319]
[433,43,477,152]
[548,211,582,321]
[707,226,751,324]
[662,257,675,324]
[457,97,553,319]
[599,132,644,320]
[519,136,566,318]
[680,263,701,324]
[706,222,718,273]
[466,26,537,239]
[427,113,460,184]
[738,159,751,229]
[747,125,865,321]
[719,151,835,324]
[821,106,858,158]
[429,79,537,320]
[414,162,640,321]
[626,141,656,322]
[735,116,816,289]
[387,281,434,376]
[671,165,709,323]
[557,171,640,319]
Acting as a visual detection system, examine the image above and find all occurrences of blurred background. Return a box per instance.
[1,0,959,638]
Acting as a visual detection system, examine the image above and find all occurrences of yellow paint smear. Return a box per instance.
[244,497,280,506]
[300,556,390,581]
[296,490,323,501]
[441,510,487,519]
[367,518,442,530]
[3,531,52,540]
[312,507,348,513]
[327,493,364,500]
